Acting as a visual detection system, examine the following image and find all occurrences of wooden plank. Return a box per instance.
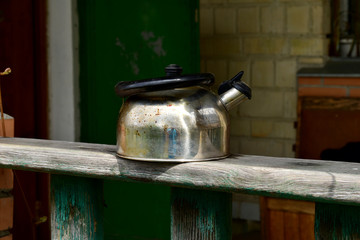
[301,97,360,111]
[2,138,360,205]
[299,213,314,240]
[315,203,360,239]
[262,197,315,240]
[268,210,284,240]
[260,197,267,240]
[284,212,300,240]
[171,187,231,240]
[267,198,315,215]
[50,175,103,239]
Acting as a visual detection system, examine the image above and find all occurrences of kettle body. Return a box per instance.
[117,87,229,161]
[115,64,251,162]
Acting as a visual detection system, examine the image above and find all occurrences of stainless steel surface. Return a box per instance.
[117,87,230,161]
[219,88,248,111]
[116,153,228,162]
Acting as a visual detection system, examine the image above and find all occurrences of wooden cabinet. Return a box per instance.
[296,97,360,160]
[261,197,315,240]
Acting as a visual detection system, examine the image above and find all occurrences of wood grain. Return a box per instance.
[1,138,360,205]
[260,197,267,240]
[299,213,314,240]
[171,188,231,240]
[50,175,103,240]
[268,210,284,240]
[284,212,300,240]
[261,197,315,240]
[267,198,315,215]
[301,97,360,111]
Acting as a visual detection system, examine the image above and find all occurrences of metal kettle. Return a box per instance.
[115,64,251,162]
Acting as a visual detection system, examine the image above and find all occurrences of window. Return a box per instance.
[330,0,360,57]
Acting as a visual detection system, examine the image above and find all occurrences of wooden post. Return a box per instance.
[50,175,103,239]
[315,202,360,239]
[171,187,232,240]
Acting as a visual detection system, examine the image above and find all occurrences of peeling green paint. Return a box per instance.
[51,175,103,239]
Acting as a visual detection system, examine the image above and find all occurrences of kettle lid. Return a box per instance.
[115,64,214,97]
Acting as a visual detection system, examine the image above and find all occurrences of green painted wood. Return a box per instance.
[103,181,171,240]
[171,187,232,240]
[50,175,103,239]
[77,0,200,145]
[77,0,199,239]
[315,203,360,239]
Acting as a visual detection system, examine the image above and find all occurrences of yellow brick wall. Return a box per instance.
[200,0,331,157]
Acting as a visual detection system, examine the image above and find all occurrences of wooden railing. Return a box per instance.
[1,137,360,239]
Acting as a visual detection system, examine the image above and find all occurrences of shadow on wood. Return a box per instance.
[315,203,360,239]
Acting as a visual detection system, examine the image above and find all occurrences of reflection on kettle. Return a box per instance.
[166,128,178,159]
[115,64,251,162]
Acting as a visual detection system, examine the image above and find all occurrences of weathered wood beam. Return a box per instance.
[1,138,360,205]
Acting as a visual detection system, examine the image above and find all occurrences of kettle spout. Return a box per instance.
[218,71,252,111]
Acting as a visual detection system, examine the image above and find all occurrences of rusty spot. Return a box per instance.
[136,130,141,136]
[156,109,160,115]
[168,104,172,107]
[163,124,168,132]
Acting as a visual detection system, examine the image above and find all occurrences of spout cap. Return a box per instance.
[218,71,252,99]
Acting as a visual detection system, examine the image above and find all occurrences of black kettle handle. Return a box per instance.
[218,71,252,99]
[115,73,215,97]
[115,64,216,97]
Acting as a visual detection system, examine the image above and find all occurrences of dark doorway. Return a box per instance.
[0,0,49,239]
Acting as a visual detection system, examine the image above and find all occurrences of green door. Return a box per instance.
[77,0,199,239]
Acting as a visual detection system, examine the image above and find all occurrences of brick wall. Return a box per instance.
[299,77,360,98]
[200,0,331,157]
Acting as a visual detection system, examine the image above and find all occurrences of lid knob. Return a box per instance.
[165,64,183,76]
